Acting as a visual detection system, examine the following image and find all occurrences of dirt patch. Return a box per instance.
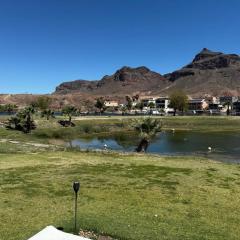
[79,229,117,240]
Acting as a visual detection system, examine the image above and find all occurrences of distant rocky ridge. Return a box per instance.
[161,48,240,96]
[54,48,240,97]
[1,48,240,108]
[55,66,169,96]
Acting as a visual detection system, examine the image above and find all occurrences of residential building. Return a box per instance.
[141,98,156,107]
[233,101,240,115]
[188,99,208,111]
[155,97,170,109]
[219,96,238,105]
[104,100,119,107]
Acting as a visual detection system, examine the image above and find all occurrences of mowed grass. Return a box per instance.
[1,151,240,240]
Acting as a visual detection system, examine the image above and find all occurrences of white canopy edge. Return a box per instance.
[28,226,91,240]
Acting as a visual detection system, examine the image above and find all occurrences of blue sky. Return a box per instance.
[0,0,240,94]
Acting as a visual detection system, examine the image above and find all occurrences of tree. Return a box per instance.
[135,101,144,112]
[35,96,52,110]
[62,106,77,124]
[133,117,162,152]
[121,105,127,115]
[41,109,55,120]
[0,104,18,114]
[126,96,133,112]
[132,94,140,102]
[5,104,18,114]
[222,91,234,116]
[169,90,188,116]
[95,98,106,114]
[148,102,155,109]
[6,106,36,133]
[35,96,54,120]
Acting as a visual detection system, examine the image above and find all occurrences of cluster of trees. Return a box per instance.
[34,96,54,120]
[4,90,190,134]
[5,96,79,133]
[2,97,164,154]
[6,106,36,133]
[0,104,18,114]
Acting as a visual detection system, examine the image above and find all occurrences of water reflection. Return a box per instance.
[69,131,240,163]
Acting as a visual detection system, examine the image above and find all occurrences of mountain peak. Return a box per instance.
[200,47,213,53]
[193,48,222,62]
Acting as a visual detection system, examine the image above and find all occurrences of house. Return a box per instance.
[219,96,238,105]
[233,101,240,115]
[141,98,156,107]
[207,97,222,111]
[219,96,238,113]
[155,97,170,109]
[104,100,119,107]
[155,97,174,113]
[188,99,208,112]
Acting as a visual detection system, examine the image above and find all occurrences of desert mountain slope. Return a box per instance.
[161,48,240,96]
[55,66,170,96]
[1,49,240,108]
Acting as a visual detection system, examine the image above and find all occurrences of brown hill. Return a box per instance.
[55,66,170,96]
[55,49,240,98]
[1,49,240,108]
[161,48,240,96]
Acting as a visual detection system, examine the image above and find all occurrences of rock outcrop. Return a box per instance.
[161,48,240,96]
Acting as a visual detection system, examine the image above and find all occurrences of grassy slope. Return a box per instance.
[0,151,240,240]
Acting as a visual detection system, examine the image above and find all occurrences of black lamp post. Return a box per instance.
[73,181,80,233]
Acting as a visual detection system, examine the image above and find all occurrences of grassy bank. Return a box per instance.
[0,150,240,240]
[1,116,240,144]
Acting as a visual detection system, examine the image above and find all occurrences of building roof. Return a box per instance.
[188,99,206,103]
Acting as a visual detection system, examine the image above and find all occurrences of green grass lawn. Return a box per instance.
[0,116,240,239]
[1,151,240,240]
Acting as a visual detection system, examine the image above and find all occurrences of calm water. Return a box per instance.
[69,131,240,163]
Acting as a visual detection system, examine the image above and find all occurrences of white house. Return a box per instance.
[188,99,208,111]
[155,97,170,109]
[104,100,119,107]
[141,98,156,107]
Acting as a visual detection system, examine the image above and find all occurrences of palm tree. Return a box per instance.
[22,106,36,133]
[41,109,55,120]
[6,106,36,133]
[133,117,162,152]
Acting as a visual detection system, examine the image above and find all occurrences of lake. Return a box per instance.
[69,131,240,163]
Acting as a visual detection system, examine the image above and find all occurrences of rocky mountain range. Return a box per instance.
[1,48,240,108]
[161,48,240,96]
[55,66,169,96]
[55,48,240,97]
